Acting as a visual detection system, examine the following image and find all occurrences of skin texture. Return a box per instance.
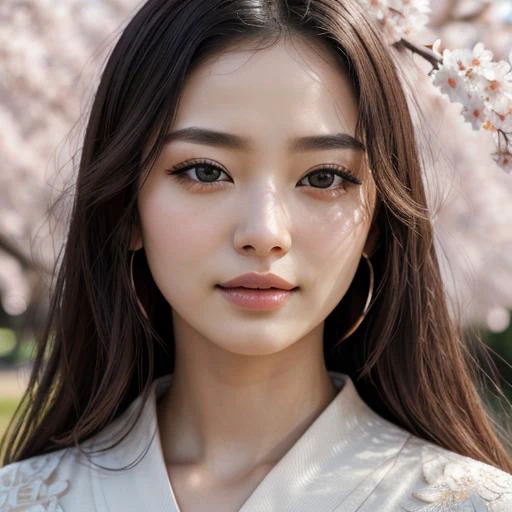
[133,35,378,510]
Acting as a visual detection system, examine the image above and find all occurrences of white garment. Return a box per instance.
[1,370,511,511]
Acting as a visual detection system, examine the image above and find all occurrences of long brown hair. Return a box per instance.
[2,0,511,471]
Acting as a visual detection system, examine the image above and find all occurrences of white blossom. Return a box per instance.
[492,149,512,173]
[487,95,512,132]
[461,95,488,130]
[432,65,472,103]
[360,0,432,44]
[431,40,512,172]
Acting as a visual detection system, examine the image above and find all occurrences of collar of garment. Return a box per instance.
[84,370,411,512]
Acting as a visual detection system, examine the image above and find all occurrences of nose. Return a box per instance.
[233,184,292,258]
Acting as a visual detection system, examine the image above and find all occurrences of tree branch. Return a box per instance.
[394,38,443,71]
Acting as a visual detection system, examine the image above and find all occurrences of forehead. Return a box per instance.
[170,35,359,143]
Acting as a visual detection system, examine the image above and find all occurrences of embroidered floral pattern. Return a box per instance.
[402,446,512,511]
[0,450,69,511]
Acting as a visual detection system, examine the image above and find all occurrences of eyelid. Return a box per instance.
[304,163,362,186]
[168,158,229,175]
[167,158,362,188]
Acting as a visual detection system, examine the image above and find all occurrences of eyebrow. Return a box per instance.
[163,127,365,152]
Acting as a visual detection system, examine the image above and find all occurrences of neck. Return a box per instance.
[156,321,339,483]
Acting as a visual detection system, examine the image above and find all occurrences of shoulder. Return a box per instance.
[397,438,512,512]
[0,447,80,511]
[0,392,152,512]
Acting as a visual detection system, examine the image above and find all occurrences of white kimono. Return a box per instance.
[1,370,511,511]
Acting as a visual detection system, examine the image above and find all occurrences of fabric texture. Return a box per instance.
[1,370,511,511]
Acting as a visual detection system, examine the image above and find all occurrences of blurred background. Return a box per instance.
[0,0,511,437]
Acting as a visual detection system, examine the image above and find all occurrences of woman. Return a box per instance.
[1,0,511,510]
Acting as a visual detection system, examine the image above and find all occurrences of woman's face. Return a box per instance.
[136,35,377,356]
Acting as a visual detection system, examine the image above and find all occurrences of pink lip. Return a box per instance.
[216,286,297,311]
[219,272,297,291]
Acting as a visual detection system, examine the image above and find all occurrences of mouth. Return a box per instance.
[215,285,299,310]
[216,285,299,291]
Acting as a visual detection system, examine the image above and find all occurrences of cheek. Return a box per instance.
[298,190,370,266]
[137,184,221,294]
[296,189,373,312]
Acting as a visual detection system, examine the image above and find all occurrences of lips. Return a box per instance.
[216,284,297,310]
[226,286,284,290]
[218,272,298,291]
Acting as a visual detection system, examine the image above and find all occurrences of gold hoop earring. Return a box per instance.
[338,252,374,342]
[130,250,149,321]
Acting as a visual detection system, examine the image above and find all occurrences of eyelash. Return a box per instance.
[166,158,362,197]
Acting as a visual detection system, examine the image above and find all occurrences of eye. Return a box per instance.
[167,159,231,191]
[297,164,362,190]
[167,158,362,195]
